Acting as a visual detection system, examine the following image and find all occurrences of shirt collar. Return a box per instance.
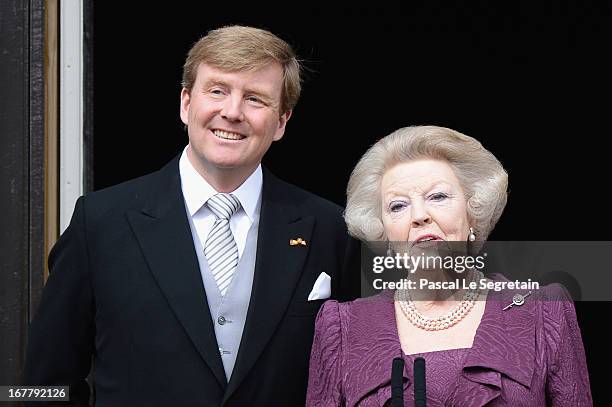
[179,146,262,221]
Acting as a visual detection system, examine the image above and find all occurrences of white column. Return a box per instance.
[59,0,84,233]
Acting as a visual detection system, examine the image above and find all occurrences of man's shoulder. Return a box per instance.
[81,158,178,217]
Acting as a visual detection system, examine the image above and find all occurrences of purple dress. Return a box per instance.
[306,274,592,406]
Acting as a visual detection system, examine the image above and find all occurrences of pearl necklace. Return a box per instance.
[395,270,483,331]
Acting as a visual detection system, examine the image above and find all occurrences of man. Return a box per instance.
[24,26,359,406]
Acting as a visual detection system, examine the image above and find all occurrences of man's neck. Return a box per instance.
[186,148,257,193]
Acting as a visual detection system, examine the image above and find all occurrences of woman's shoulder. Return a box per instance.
[316,292,396,330]
[536,282,580,348]
[485,273,579,346]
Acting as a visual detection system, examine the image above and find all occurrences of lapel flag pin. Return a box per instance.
[289,237,307,246]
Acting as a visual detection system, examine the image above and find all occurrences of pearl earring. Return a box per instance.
[469,227,476,242]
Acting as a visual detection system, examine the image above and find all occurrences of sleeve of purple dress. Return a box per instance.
[306,300,344,407]
[544,284,593,406]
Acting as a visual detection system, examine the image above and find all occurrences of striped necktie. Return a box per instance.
[204,193,241,296]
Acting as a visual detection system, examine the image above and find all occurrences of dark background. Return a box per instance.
[94,4,610,402]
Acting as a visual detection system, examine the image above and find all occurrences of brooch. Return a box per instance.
[503,291,533,310]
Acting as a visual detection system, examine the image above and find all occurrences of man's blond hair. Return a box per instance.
[182,25,301,114]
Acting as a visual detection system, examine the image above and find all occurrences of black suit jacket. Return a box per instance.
[24,156,360,406]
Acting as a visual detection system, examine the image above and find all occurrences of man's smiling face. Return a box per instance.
[180,62,291,179]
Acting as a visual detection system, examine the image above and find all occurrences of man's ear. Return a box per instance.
[273,109,292,141]
[180,88,191,125]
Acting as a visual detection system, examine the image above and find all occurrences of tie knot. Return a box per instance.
[206,193,241,220]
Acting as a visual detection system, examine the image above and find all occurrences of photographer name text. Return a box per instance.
[373,277,539,292]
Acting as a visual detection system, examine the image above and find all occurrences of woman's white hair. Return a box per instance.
[345,125,508,243]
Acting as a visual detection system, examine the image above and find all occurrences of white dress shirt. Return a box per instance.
[179,146,262,260]
[179,146,262,379]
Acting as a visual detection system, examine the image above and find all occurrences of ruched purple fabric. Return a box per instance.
[306,274,592,406]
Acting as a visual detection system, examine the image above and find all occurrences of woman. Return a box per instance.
[306,126,592,406]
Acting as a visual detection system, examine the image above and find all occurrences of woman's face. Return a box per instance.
[381,159,471,243]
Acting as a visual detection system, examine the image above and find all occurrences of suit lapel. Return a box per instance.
[125,157,227,389]
[223,169,315,402]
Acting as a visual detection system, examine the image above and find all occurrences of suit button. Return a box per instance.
[218,316,226,325]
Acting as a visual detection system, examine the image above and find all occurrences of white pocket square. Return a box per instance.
[308,272,331,301]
